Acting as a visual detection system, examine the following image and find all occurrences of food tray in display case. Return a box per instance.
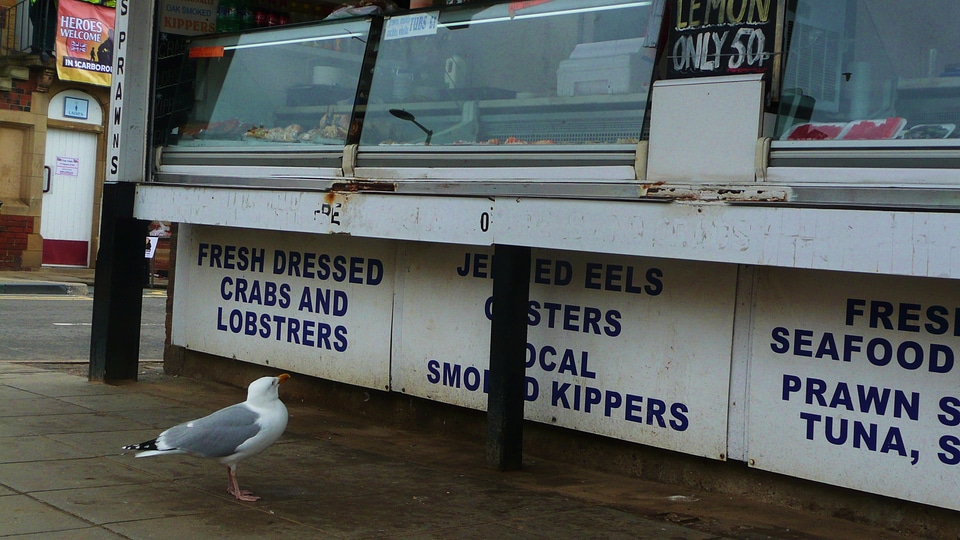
[839,117,906,140]
[782,122,848,141]
[899,123,956,139]
[165,17,372,153]
[782,117,907,141]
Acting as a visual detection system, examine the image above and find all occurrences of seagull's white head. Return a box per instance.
[246,373,290,404]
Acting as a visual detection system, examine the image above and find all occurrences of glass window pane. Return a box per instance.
[777,0,960,143]
[361,0,660,148]
[170,19,371,148]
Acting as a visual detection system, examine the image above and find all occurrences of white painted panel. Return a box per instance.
[40,129,97,242]
[135,186,494,246]
[494,198,960,279]
[172,225,396,390]
[393,243,737,460]
[137,185,960,279]
[747,267,960,511]
[767,167,960,186]
[647,75,764,183]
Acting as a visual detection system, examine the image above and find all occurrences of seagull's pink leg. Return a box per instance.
[226,465,260,502]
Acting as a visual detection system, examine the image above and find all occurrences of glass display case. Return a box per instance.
[156,0,663,172]
[775,0,960,145]
[167,18,373,152]
[359,0,660,155]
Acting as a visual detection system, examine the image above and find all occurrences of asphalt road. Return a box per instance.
[0,291,166,362]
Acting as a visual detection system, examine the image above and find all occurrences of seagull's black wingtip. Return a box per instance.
[122,439,159,452]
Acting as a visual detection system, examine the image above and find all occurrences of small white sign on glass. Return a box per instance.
[384,12,439,40]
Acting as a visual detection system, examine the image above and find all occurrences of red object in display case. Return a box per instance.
[840,117,906,140]
[783,122,847,140]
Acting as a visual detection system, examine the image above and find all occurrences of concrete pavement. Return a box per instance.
[0,363,725,539]
[0,361,915,540]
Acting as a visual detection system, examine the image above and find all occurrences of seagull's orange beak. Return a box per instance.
[277,373,291,383]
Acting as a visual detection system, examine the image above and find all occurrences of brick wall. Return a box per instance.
[0,215,34,269]
[0,73,39,269]
[0,79,33,112]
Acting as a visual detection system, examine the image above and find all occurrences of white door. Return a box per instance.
[40,128,97,266]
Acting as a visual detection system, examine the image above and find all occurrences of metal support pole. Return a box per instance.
[486,244,531,471]
[89,182,146,382]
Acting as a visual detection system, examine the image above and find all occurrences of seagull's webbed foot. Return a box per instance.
[228,485,261,502]
[226,465,261,502]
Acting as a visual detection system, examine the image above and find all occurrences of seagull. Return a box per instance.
[122,373,290,501]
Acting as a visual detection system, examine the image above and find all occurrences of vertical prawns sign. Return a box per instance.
[107,0,126,182]
[56,0,116,86]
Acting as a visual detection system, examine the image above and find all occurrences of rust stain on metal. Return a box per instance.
[641,185,788,203]
[639,182,665,197]
[330,181,397,193]
[644,186,698,200]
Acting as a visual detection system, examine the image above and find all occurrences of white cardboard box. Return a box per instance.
[557,39,651,97]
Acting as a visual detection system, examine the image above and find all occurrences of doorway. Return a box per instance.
[40,90,103,267]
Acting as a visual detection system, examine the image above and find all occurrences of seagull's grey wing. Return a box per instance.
[158,404,261,458]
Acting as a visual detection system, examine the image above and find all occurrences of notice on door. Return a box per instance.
[55,156,80,177]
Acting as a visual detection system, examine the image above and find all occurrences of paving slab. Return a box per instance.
[390,522,551,540]
[3,412,153,437]
[461,505,721,540]
[0,363,48,375]
[0,434,103,463]
[0,418,39,438]
[0,457,161,493]
[29,481,225,526]
[103,505,331,539]
[0,397,99,418]
[1,372,128,397]
[274,485,579,538]
[0,384,45,400]
[57,392,184,413]
[0,494,94,536]
[7,528,127,540]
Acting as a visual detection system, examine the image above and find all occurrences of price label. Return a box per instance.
[384,12,439,41]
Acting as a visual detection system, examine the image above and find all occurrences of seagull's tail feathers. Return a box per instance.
[130,449,184,458]
[121,438,186,458]
[122,438,158,452]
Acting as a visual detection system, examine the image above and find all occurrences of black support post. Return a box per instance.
[89,182,147,382]
[486,244,531,471]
